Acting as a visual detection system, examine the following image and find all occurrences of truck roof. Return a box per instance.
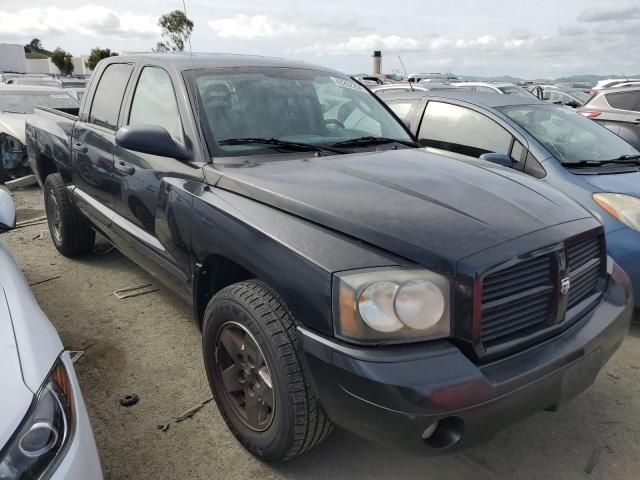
[105,52,340,73]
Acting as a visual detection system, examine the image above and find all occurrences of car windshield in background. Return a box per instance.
[499,104,639,164]
[0,91,79,114]
[194,67,412,157]
[498,86,537,98]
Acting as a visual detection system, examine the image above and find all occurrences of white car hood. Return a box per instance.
[0,113,27,144]
[0,238,63,446]
[0,288,33,448]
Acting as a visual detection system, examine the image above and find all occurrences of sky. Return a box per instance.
[1,0,639,78]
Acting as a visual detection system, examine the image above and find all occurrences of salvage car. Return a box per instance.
[0,85,79,183]
[0,188,102,479]
[7,78,63,88]
[453,81,537,98]
[26,53,632,461]
[578,85,640,150]
[529,85,590,108]
[381,89,640,315]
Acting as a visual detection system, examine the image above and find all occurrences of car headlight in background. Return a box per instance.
[335,268,450,343]
[0,359,74,480]
[1,135,27,171]
[593,193,640,231]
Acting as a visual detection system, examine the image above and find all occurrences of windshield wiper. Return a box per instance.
[562,157,640,168]
[219,137,348,155]
[330,136,418,148]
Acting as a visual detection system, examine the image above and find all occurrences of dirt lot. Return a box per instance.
[4,186,640,479]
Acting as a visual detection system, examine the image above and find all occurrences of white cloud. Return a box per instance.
[208,15,297,39]
[295,34,423,55]
[0,5,159,39]
[577,5,640,22]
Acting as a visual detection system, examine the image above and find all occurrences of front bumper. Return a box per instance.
[50,352,102,479]
[300,270,632,454]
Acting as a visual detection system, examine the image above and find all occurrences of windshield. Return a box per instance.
[194,67,412,157]
[499,104,639,164]
[497,86,537,98]
[0,91,79,114]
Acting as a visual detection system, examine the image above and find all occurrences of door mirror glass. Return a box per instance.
[115,124,191,161]
[479,152,514,168]
[565,100,579,108]
[0,189,16,233]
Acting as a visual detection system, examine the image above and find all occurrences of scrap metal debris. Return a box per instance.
[119,394,139,407]
[69,350,85,364]
[15,215,48,229]
[157,423,170,432]
[32,230,48,240]
[113,283,158,299]
[585,448,601,475]
[28,274,61,286]
[4,174,36,191]
[175,397,214,423]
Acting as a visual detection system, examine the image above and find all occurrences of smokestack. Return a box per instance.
[372,50,382,75]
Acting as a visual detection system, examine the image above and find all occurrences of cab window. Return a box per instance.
[89,63,133,130]
[129,66,183,141]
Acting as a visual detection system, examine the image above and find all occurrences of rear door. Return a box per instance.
[109,64,205,299]
[72,62,133,227]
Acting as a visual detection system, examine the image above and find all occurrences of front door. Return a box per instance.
[110,65,203,299]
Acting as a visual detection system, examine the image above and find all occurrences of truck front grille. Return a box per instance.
[480,255,554,345]
[566,236,603,309]
[478,233,605,350]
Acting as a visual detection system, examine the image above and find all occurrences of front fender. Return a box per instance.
[191,187,403,335]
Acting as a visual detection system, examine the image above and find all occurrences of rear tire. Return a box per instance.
[44,173,95,257]
[202,279,333,462]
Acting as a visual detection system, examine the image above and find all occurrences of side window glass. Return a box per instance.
[129,67,183,141]
[524,151,546,178]
[387,101,415,120]
[89,64,133,130]
[605,91,640,111]
[418,102,512,158]
[511,140,525,165]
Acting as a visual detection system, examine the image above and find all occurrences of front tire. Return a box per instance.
[202,280,333,461]
[44,174,95,257]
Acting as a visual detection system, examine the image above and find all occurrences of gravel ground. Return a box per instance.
[4,186,640,480]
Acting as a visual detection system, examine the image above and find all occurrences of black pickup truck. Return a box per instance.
[26,54,632,461]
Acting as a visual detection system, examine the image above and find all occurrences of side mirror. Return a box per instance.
[479,153,514,168]
[115,124,191,161]
[565,101,579,108]
[0,189,16,233]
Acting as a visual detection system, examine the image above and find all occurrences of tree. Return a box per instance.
[29,38,43,50]
[51,48,75,76]
[154,10,193,52]
[85,47,118,71]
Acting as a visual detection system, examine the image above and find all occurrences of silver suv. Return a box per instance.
[578,85,640,150]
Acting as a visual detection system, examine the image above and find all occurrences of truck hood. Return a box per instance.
[577,170,640,196]
[207,149,591,265]
[0,113,27,144]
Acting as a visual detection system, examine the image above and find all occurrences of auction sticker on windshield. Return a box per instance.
[331,77,366,92]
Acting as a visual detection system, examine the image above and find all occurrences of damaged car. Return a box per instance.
[0,85,78,184]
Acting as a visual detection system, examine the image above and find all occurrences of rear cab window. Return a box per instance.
[89,63,134,130]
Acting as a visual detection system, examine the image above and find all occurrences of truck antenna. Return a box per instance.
[398,55,414,91]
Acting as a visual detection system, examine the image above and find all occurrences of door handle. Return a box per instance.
[73,142,88,153]
[114,160,135,175]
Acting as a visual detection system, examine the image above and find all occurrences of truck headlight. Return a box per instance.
[0,359,74,480]
[593,193,640,231]
[335,268,450,343]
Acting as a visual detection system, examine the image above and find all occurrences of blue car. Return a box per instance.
[380,90,640,316]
